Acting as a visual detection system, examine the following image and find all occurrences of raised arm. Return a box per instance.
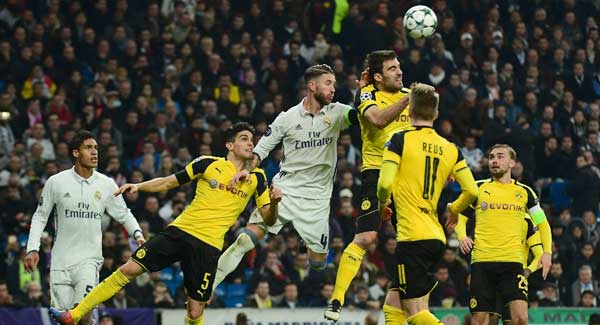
[362,96,410,129]
[106,180,145,246]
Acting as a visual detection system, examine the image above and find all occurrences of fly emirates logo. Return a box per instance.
[65,202,102,219]
[294,131,333,150]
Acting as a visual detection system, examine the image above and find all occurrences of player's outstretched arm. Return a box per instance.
[25,178,56,272]
[259,185,283,226]
[363,95,409,129]
[114,174,180,196]
[376,159,398,215]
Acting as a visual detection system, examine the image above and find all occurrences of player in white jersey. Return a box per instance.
[212,64,359,290]
[24,130,144,324]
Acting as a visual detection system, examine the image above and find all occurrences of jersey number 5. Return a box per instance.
[422,156,440,200]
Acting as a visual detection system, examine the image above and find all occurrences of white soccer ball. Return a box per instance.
[403,5,438,39]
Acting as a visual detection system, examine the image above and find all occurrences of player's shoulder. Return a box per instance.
[47,169,73,184]
[360,84,377,93]
[357,84,378,103]
[191,155,222,163]
[514,180,536,195]
[326,101,352,111]
[93,171,117,184]
[250,167,267,179]
[400,87,410,94]
[475,178,492,188]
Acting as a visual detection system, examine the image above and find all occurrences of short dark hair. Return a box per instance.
[69,130,95,156]
[304,64,334,83]
[224,122,255,143]
[366,50,398,81]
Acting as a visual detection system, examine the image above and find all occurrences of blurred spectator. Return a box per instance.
[572,265,599,306]
[430,265,458,307]
[105,288,138,309]
[540,282,562,307]
[278,282,301,308]
[568,155,600,217]
[152,281,175,308]
[579,290,598,308]
[245,280,273,309]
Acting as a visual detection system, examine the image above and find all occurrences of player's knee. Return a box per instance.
[309,259,326,271]
[187,303,205,320]
[239,229,259,247]
[511,312,527,325]
[354,231,377,248]
[120,260,144,279]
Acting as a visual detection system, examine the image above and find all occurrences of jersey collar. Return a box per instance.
[299,97,327,116]
[71,167,97,184]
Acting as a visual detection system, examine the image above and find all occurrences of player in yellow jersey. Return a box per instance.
[455,144,552,325]
[50,122,283,325]
[376,83,479,325]
[326,50,411,322]
[455,214,543,324]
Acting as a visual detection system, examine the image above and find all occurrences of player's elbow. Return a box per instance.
[372,117,386,129]
[465,186,479,202]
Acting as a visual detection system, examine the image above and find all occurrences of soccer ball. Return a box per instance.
[403,5,438,39]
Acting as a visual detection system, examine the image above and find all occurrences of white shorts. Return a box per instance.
[50,263,99,310]
[249,194,330,254]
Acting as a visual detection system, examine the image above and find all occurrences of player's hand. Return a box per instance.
[444,203,459,231]
[136,238,146,247]
[114,183,138,196]
[524,268,532,279]
[24,251,39,273]
[539,252,552,279]
[357,68,370,88]
[269,185,283,204]
[459,237,474,255]
[378,199,392,220]
[229,170,250,189]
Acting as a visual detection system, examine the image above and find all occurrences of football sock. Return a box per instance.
[407,310,442,325]
[71,269,130,322]
[213,232,256,291]
[185,315,204,325]
[331,242,366,305]
[383,304,408,325]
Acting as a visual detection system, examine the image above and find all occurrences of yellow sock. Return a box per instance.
[185,315,204,325]
[383,304,408,325]
[332,243,366,305]
[407,310,442,325]
[71,269,130,322]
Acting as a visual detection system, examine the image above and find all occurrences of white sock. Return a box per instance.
[213,232,256,291]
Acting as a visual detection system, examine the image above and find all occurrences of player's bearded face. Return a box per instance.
[313,74,335,106]
[231,131,255,159]
[76,138,98,168]
[380,59,403,92]
[488,149,514,177]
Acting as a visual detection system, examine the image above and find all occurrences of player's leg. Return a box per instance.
[50,270,75,311]
[51,230,180,324]
[185,297,207,325]
[397,240,445,325]
[330,171,380,311]
[212,207,275,291]
[470,263,498,325]
[182,233,220,324]
[500,263,529,325]
[383,289,407,325]
[71,263,100,325]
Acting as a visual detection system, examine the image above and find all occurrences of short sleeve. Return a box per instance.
[176,156,217,184]
[386,131,406,156]
[355,86,378,115]
[520,182,539,209]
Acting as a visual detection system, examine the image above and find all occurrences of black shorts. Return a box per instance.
[389,239,445,299]
[469,262,527,314]
[131,226,220,302]
[357,169,393,233]
[496,296,511,321]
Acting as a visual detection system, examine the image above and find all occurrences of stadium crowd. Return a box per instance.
[1,0,600,315]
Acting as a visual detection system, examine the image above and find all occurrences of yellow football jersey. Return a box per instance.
[382,126,469,243]
[170,156,270,250]
[356,84,412,171]
[522,215,542,268]
[466,179,539,264]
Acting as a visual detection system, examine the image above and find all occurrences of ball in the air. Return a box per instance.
[403,5,438,39]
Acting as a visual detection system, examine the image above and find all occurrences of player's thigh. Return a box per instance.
[131,227,183,272]
[248,203,286,236]
[288,196,331,254]
[71,263,100,305]
[469,263,499,314]
[394,240,445,300]
[357,170,381,233]
[181,236,221,302]
[50,269,74,310]
[498,263,528,305]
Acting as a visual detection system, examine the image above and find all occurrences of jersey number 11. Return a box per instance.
[422,156,440,200]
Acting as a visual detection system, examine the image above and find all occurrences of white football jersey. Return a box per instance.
[253,99,352,199]
[27,168,142,270]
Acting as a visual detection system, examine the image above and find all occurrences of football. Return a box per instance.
[404,5,438,39]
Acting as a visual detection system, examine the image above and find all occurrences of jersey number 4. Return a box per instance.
[422,156,440,200]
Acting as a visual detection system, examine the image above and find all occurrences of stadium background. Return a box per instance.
[0,0,600,324]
